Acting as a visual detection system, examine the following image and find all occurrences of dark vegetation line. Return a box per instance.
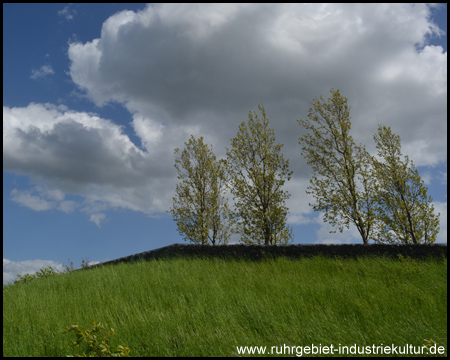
[81,243,447,271]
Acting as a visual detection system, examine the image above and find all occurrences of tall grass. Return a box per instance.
[3,255,447,357]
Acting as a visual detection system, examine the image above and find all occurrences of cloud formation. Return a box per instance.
[67,4,445,163]
[10,188,77,213]
[3,258,65,285]
[4,4,447,235]
[3,258,101,285]
[30,65,54,80]
[57,5,76,21]
[3,103,175,219]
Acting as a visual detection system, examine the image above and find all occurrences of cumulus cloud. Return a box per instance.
[3,258,101,285]
[3,258,65,285]
[3,103,175,222]
[4,4,446,230]
[9,188,77,213]
[67,4,445,163]
[10,189,53,211]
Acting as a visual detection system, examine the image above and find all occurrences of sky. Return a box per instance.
[3,4,447,284]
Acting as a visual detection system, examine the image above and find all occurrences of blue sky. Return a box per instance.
[3,4,447,284]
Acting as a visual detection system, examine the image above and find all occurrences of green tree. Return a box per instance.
[169,135,234,245]
[371,125,440,244]
[298,89,378,244]
[227,105,293,245]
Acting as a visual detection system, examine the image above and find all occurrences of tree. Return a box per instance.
[371,125,440,244]
[169,135,234,245]
[298,89,378,244]
[227,104,293,245]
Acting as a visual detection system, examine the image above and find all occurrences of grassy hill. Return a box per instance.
[3,255,447,357]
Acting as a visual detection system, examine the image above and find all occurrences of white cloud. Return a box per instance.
[439,171,447,185]
[58,5,76,21]
[3,258,102,285]
[420,171,433,186]
[10,189,54,211]
[30,65,54,80]
[314,213,363,244]
[3,103,176,223]
[131,114,164,152]
[285,178,316,225]
[89,213,107,228]
[9,187,77,214]
[46,189,65,201]
[3,258,65,285]
[8,181,81,216]
[4,4,447,229]
[67,4,446,164]
[58,200,77,213]
[313,199,447,245]
[434,201,447,244]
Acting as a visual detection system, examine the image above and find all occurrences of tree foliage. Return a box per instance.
[227,105,293,245]
[169,91,440,246]
[169,135,234,245]
[298,89,377,244]
[298,89,440,244]
[371,125,440,244]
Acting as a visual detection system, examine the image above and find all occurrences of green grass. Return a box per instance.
[3,255,447,357]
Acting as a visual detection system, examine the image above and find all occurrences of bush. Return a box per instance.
[62,322,131,357]
[14,258,92,286]
[14,266,60,284]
